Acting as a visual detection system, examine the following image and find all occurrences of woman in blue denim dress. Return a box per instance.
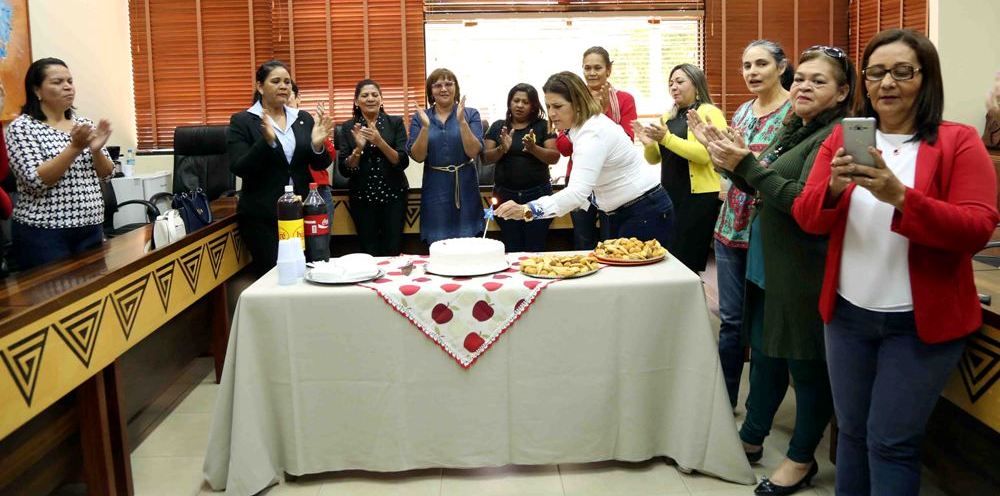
[407,68,484,245]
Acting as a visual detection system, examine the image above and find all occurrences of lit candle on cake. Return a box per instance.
[483,197,498,238]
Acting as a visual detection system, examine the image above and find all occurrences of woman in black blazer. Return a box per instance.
[227,60,335,276]
[335,79,410,256]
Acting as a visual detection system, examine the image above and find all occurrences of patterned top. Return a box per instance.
[5,114,109,229]
[713,100,791,247]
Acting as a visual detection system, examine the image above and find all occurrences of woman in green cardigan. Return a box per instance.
[694,47,856,495]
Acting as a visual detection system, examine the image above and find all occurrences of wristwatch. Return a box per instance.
[522,205,534,222]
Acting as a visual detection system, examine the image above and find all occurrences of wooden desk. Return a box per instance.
[0,198,249,495]
[921,262,1000,495]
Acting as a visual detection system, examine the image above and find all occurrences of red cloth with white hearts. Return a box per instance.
[359,255,553,368]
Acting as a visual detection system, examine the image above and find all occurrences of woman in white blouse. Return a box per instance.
[495,71,674,247]
[5,57,114,271]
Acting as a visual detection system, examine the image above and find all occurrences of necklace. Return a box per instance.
[879,132,916,156]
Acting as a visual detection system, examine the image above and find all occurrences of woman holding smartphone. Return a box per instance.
[696,45,856,494]
[794,30,998,495]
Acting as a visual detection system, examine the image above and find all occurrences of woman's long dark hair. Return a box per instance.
[252,59,290,104]
[22,57,73,121]
[352,79,385,122]
[854,29,943,144]
[503,83,545,129]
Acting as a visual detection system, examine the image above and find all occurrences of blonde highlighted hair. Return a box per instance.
[542,71,603,127]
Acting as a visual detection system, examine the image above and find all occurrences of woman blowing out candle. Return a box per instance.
[494,72,674,249]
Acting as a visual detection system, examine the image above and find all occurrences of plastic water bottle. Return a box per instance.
[277,185,304,250]
[303,183,331,262]
[123,148,136,177]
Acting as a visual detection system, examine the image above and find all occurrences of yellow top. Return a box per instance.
[643,103,728,194]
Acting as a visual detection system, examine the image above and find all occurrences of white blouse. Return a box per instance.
[5,114,109,229]
[528,114,659,219]
[838,131,918,312]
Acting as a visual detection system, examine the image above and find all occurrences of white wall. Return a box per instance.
[25,0,173,174]
[930,0,1000,133]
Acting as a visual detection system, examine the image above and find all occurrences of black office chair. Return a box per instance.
[101,181,160,238]
[173,125,236,200]
[975,238,1000,305]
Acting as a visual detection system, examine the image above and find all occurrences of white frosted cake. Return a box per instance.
[427,238,508,276]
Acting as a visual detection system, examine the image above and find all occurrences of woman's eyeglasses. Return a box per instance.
[862,65,922,82]
[431,81,455,90]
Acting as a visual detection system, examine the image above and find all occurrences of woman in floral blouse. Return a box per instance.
[702,40,793,409]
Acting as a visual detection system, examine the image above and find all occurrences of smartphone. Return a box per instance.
[841,117,877,167]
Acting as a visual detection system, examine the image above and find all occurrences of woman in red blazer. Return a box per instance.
[793,30,999,495]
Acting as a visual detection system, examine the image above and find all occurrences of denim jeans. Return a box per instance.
[599,186,674,249]
[494,183,553,252]
[570,206,600,250]
[826,296,966,496]
[715,242,748,408]
[12,221,103,271]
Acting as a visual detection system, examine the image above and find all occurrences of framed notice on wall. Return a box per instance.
[0,0,30,122]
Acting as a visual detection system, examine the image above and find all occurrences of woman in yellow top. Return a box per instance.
[635,63,726,272]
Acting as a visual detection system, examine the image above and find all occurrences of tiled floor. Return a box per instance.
[130,263,950,496]
[131,351,949,496]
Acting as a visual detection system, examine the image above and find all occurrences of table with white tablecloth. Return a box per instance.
[203,254,756,495]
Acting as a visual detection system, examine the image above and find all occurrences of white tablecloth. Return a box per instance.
[203,254,755,495]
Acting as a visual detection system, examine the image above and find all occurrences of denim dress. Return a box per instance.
[408,106,485,244]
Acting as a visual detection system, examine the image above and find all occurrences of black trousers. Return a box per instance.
[350,196,407,256]
[240,214,279,277]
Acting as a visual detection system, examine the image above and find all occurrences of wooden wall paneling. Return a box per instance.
[703,0,724,106]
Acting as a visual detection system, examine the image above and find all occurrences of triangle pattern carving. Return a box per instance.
[52,298,106,368]
[959,333,1000,403]
[111,274,150,340]
[1,327,49,407]
[153,261,175,312]
[405,197,421,229]
[206,235,229,279]
[230,230,244,264]
[179,246,203,293]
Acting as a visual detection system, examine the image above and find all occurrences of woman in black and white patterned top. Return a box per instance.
[5,57,114,271]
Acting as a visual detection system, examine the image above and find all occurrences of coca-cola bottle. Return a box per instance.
[303,182,331,262]
[277,184,304,250]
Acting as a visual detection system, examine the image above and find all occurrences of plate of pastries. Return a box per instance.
[591,238,668,266]
[519,254,602,279]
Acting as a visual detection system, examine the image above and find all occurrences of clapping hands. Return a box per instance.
[311,102,335,148]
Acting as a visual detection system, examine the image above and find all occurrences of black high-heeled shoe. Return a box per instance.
[745,447,763,464]
[753,458,818,495]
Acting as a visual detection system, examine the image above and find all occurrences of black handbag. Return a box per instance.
[172,189,213,232]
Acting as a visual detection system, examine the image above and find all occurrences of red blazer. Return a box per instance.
[793,123,999,343]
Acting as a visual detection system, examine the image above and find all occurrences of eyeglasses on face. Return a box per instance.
[862,64,922,82]
[431,81,455,90]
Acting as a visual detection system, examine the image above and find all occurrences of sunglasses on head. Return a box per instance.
[804,45,847,60]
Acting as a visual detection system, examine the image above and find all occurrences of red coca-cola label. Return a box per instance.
[303,214,330,236]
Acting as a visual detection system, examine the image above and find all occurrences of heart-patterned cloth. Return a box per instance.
[358,255,552,368]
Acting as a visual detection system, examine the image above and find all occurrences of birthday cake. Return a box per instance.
[426,237,508,276]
